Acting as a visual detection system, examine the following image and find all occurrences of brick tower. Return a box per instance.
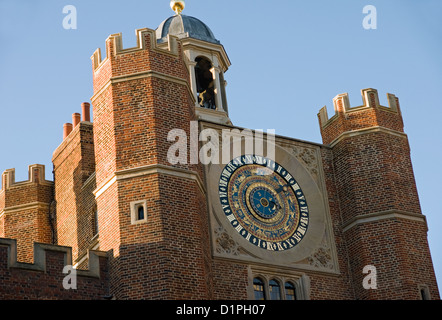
[0,165,54,263]
[318,88,439,299]
[88,7,231,297]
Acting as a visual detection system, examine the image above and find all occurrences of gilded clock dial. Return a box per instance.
[218,155,309,252]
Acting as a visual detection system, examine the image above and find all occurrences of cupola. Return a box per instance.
[156,1,232,125]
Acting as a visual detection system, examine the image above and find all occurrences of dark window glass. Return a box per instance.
[285,282,296,300]
[137,206,145,221]
[253,278,266,300]
[269,280,281,300]
[420,288,429,300]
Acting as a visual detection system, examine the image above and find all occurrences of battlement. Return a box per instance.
[0,164,55,263]
[318,88,405,145]
[91,28,180,72]
[0,238,109,299]
[0,238,105,276]
[1,164,53,191]
[318,88,401,127]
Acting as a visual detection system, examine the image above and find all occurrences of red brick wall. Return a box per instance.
[310,147,354,300]
[345,218,439,300]
[212,260,249,300]
[4,208,51,263]
[53,122,96,263]
[0,215,4,238]
[332,132,421,223]
[76,174,97,268]
[101,174,211,299]
[0,167,53,263]
[90,85,116,188]
[0,241,108,300]
[319,94,440,299]
[90,29,211,299]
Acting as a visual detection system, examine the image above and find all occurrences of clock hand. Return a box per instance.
[275,184,290,194]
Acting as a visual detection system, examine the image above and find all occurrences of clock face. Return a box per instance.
[218,155,309,252]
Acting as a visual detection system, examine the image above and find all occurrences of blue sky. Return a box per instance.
[0,0,441,291]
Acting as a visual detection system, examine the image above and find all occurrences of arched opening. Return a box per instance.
[285,281,297,300]
[419,286,430,300]
[269,279,281,300]
[195,56,216,109]
[253,277,266,300]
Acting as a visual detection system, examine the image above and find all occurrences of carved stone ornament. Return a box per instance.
[292,146,319,180]
[307,238,334,270]
[214,225,240,256]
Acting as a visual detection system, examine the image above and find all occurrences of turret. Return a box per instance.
[0,165,54,262]
[318,88,403,145]
[318,88,439,299]
[89,5,213,298]
[155,9,231,125]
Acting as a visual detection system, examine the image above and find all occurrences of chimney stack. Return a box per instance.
[72,113,81,128]
[82,102,91,122]
[63,123,73,139]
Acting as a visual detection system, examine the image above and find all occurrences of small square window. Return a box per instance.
[130,200,148,225]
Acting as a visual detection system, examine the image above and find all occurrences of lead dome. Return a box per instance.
[156,14,220,44]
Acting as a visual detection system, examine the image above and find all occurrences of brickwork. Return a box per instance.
[212,260,249,300]
[52,121,96,263]
[332,132,421,223]
[345,218,439,299]
[319,89,440,300]
[0,215,4,238]
[91,28,210,299]
[0,239,108,300]
[0,165,53,263]
[318,89,404,145]
[309,147,354,299]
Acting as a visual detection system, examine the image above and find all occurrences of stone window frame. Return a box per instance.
[249,272,310,300]
[418,284,431,300]
[130,200,148,225]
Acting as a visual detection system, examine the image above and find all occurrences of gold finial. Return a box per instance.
[170,0,185,15]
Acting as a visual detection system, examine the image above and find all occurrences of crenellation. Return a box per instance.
[91,28,180,72]
[1,165,53,191]
[319,88,402,129]
[0,238,109,300]
[0,238,107,276]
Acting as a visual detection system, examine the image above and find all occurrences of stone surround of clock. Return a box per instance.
[205,128,337,274]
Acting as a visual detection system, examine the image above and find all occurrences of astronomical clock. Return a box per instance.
[204,124,339,274]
